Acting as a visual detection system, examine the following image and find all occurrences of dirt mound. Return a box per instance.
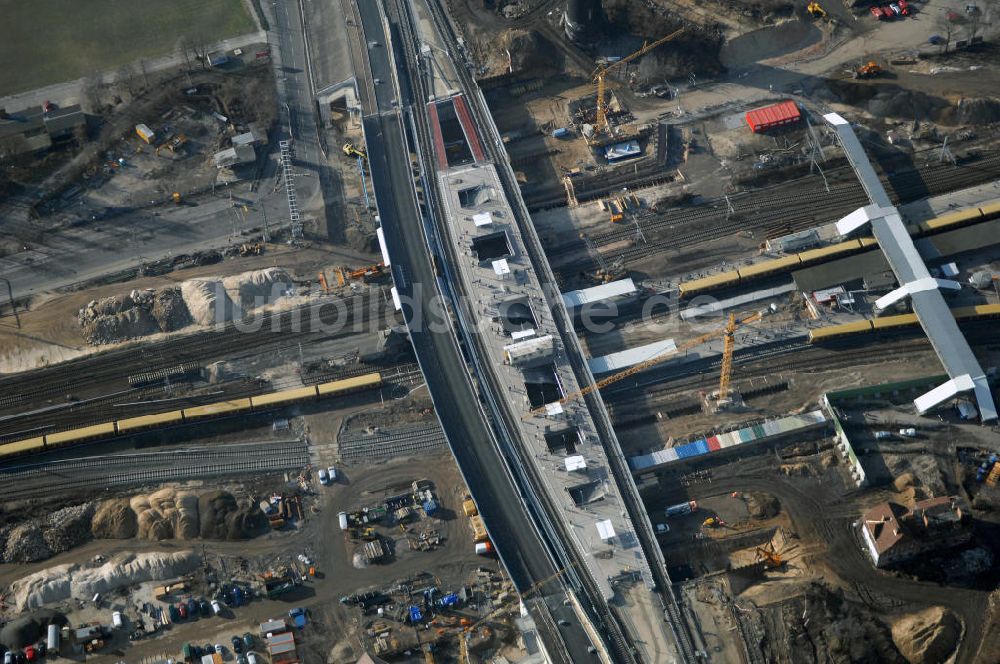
[745,492,780,519]
[891,607,960,664]
[893,472,916,492]
[221,267,293,311]
[498,30,558,74]
[197,490,263,539]
[955,97,1000,125]
[12,551,199,610]
[0,610,67,649]
[151,287,193,331]
[82,307,159,345]
[92,498,139,539]
[181,279,240,326]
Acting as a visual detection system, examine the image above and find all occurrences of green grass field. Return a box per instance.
[0,0,256,97]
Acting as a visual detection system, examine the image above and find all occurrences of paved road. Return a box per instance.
[355,2,601,661]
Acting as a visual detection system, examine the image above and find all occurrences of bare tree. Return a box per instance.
[967,5,982,40]
[139,59,150,88]
[935,9,957,52]
[116,63,136,97]
[81,71,104,114]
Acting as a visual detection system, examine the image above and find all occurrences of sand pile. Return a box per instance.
[11,551,200,611]
[91,498,138,539]
[181,279,241,325]
[891,607,960,664]
[77,268,294,342]
[126,488,261,541]
[745,492,780,519]
[221,267,293,310]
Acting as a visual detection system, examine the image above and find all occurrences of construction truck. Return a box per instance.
[343,143,367,160]
[854,61,882,79]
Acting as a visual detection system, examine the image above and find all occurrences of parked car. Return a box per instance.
[317,468,329,485]
[211,600,222,615]
[112,611,124,629]
[327,466,337,482]
[242,634,254,650]
[199,600,212,617]
[177,603,188,619]
[186,598,198,618]
[231,637,243,654]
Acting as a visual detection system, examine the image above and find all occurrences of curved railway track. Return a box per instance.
[0,289,395,415]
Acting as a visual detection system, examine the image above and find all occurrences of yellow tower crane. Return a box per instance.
[533,311,762,415]
[592,27,686,135]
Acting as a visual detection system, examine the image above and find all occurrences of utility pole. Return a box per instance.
[0,278,18,328]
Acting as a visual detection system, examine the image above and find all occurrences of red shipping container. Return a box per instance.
[745,100,801,133]
[707,436,721,451]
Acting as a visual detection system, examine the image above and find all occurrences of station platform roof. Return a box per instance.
[825,113,996,421]
[562,278,637,309]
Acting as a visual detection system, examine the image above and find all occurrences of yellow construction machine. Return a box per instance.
[807,2,828,18]
[854,61,882,79]
[342,142,367,160]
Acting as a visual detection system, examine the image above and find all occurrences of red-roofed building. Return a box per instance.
[859,495,972,567]
[745,101,802,133]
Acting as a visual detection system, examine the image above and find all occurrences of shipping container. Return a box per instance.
[665,500,697,517]
[475,541,493,555]
[694,439,709,455]
[47,625,60,654]
[462,499,478,517]
[706,436,721,451]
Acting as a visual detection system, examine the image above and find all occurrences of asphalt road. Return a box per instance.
[355,2,598,660]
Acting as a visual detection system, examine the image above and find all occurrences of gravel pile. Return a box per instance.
[42,502,97,555]
[4,523,53,563]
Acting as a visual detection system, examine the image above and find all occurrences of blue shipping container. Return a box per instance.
[675,444,696,459]
[694,439,709,455]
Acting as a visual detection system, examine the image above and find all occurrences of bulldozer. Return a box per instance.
[807,2,828,18]
[854,61,882,79]
[342,142,367,160]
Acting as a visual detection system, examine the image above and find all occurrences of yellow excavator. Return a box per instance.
[807,2,828,18]
[342,143,367,160]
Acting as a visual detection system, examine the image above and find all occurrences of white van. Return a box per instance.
[112,611,124,629]
[247,653,259,664]
[211,600,222,615]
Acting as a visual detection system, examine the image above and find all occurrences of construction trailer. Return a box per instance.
[745,101,802,133]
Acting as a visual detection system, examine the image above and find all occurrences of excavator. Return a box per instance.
[333,263,385,287]
[533,311,763,415]
[854,61,883,79]
[342,143,367,160]
[755,540,783,569]
[592,28,686,136]
[807,2,828,18]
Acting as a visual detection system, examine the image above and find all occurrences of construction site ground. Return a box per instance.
[0,387,505,663]
[0,245,383,374]
[641,446,997,663]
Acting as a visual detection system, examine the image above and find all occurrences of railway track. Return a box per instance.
[552,149,1000,275]
[0,440,311,500]
[0,359,407,444]
[338,421,446,462]
[0,289,395,416]
[603,325,1000,426]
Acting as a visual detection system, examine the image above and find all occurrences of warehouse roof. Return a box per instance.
[588,338,676,375]
[825,113,996,421]
[562,278,636,309]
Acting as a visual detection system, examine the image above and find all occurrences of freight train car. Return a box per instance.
[0,373,385,461]
[679,201,1000,299]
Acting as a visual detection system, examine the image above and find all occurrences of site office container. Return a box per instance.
[745,101,802,133]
